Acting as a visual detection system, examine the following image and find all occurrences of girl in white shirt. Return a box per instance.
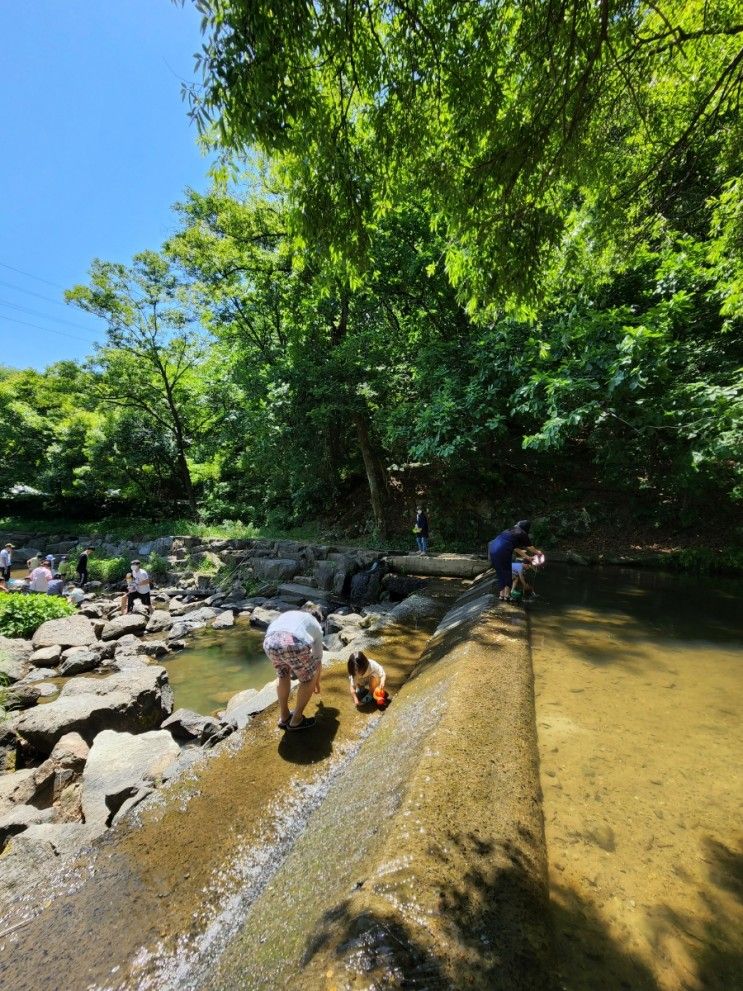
[348,651,389,707]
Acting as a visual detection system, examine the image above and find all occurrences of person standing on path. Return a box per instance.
[488,520,543,602]
[0,544,13,581]
[263,603,325,731]
[76,547,94,586]
[413,505,430,555]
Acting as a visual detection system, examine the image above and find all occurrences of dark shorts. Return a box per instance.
[127,591,151,610]
[263,631,320,683]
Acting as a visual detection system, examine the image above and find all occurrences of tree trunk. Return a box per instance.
[353,411,388,538]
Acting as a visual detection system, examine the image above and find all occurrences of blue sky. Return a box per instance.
[0,1,212,370]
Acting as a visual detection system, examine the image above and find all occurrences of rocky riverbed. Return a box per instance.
[0,538,431,908]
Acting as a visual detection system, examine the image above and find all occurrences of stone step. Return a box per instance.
[385,553,488,579]
[276,583,340,608]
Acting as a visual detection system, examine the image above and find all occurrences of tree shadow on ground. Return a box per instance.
[297,829,743,990]
[277,702,340,765]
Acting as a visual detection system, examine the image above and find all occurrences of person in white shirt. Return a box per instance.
[262,603,325,731]
[0,543,13,581]
[126,560,152,613]
[66,586,85,606]
[347,651,389,707]
[29,562,52,593]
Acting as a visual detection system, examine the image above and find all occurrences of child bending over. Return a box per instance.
[348,651,389,707]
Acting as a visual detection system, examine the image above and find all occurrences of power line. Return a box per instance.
[0,314,101,346]
[0,260,67,290]
[0,278,71,308]
[0,299,102,336]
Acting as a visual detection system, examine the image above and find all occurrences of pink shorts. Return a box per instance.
[263,631,320,683]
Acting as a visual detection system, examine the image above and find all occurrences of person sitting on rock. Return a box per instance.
[28,559,52,593]
[47,572,65,596]
[127,560,151,614]
[263,602,325,731]
[348,651,389,707]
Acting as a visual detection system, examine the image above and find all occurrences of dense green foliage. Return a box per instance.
[0,594,76,639]
[1,2,741,547]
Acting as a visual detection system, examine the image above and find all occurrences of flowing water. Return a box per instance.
[530,565,743,991]
[160,621,274,714]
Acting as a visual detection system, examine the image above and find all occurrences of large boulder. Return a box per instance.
[81,729,180,829]
[212,610,235,630]
[32,616,97,650]
[249,607,280,630]
[13,666,173,754]
[146,609,173,633]
[100,614,148,641]
[30,644,62,667]
[251,557,301,582]
[58,649,100,677]
[0,636,34,682]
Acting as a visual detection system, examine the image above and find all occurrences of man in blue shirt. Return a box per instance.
[488,520,542,602]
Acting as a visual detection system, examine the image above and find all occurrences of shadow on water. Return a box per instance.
[277,703,341,765]
[294,827,743,991]
[300,834,553,990]
[550,837,743,991]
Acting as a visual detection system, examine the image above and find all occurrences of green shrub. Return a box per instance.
[0,593,76,639]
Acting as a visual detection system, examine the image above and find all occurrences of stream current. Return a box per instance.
[531,565,743,991]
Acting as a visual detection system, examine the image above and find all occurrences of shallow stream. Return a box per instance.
[160,621,273,714]
[531,565,743,991]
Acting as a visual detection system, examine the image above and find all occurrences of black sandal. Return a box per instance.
[286,715,316,731]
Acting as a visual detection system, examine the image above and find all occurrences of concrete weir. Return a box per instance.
[203,577,552,991]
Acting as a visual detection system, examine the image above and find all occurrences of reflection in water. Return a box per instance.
[531,566,743,991]
[161,621,274,714]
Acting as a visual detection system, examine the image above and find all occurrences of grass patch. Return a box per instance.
[0,593,76,639]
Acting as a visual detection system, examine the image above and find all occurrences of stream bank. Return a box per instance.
[0,587,461,990]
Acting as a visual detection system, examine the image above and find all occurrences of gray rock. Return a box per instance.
[146,609,173,633]
[223,689,258,730]
[20,821,103,857]
[0,636,33,682]
[100,614,148,641]
[161,708,221,743]
[251,557,300,582]
[114,634,142,657]
[138,640,169,658]
[566,549,590,566]
[249,607,280,630]
[13,666,173,753]
[0,804,56,848]
[50,732,89,771]
[167,639,186,652]
[168,599,203,617]
[59,649,100,677]
[21,667,58,683]
[30,644,62,667]
[0,768,37,815]
[212,610,235,630]
[81,729,180,829]
[183,606,217,624]
[32,616,97,650]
